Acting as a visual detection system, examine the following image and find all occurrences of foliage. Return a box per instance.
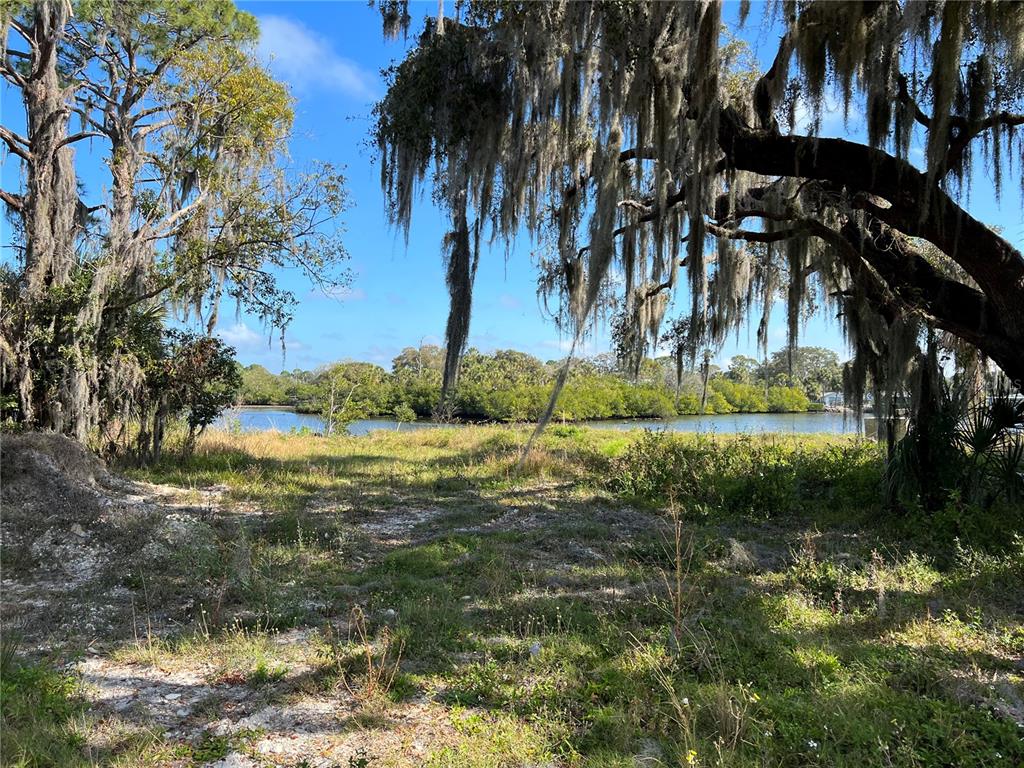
[392,402,417,424]
[0,651,86,768]
[319,362,396,430]
[766,384,811,413]
[238,364,290,404]
[760,347,843,400]
[133,329,242,461]
[164,331,243,452]
[609,430,883,517]
[236,343,821,423]
[887,382,1024,520]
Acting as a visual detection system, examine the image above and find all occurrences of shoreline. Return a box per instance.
[226,404,857,424]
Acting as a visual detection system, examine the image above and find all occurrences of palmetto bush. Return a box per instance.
[886,384,1024,513]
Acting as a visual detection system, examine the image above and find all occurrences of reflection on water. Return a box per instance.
[217,407,860,436]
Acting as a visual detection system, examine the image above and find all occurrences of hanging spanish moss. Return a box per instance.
[374,0,1024,439]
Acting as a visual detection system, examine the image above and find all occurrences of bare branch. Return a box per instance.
[56,131,104,149]
[896,75,932,129]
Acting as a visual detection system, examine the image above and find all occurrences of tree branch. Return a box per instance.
[847,217,1021,377]
[57,131,104,149]
[0,189,25,212]
[707,222,809,243]
[946,110,1024,173]
[896,75,932,129]
[717,106,1024,339]
[0,126,32,162]
[753,29,793,131]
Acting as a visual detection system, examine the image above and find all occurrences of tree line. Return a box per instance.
[237,344,844,425]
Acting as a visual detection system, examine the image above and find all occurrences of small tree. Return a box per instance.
[135,330,241,462]
[392,402,417,429]
[726,355,761,385]
[170,333,242,456]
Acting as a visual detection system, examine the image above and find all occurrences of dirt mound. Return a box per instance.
[1,432,109,531]
[4,431,107,483]
[0,433,210,645]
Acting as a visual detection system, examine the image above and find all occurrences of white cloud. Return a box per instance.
[216,322,265,351]
[216,322,319,370]
[256,15,379,100]
[310,285,366,301]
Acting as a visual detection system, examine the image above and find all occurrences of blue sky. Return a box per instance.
[3,2,1021,373]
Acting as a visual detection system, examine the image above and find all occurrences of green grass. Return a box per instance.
[1,654,86,767]
[14,426,1024,766]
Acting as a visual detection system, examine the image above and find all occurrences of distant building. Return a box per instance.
[821,392,845,408]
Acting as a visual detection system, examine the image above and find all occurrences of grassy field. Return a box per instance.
[4,426,1023,767]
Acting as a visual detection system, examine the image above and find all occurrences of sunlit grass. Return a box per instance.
[14,427,1022,766]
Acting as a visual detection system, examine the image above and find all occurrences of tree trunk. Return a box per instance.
[5,1,93,438]
[20,1,78,299]
[699,353,711,413]
[326,379,336,437]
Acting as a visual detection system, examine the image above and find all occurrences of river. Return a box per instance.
[217,407,861,436]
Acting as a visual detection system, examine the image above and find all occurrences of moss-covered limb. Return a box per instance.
[716,108,1024,319]
[840,220,1022,381]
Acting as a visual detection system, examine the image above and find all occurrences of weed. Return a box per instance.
[326,606,404,703]
[0,654,86,767]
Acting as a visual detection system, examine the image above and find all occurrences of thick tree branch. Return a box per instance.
[753,30,793,131]
[846,218,1022,382]
[717,106,1024,340]
[896,75,932,129]
[706,221,808,243]
[0,126,32,162]
[0,189,25,212]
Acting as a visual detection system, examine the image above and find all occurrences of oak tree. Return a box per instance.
[373,1,1024,428]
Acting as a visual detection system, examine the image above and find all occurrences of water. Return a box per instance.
[216,408,445,436]
[217,407,860,436]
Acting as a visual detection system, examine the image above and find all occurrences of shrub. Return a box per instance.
[711,379,768,412]
[0,653,86,767]
[704,391,734,414]
[766,386,810,413]
[608,432,884,518]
